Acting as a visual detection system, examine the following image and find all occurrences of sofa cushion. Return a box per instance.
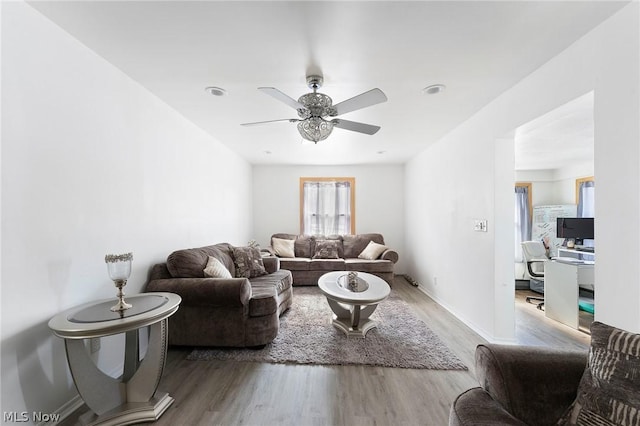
[313,240,340,259]
[250,270,293,296]
[309,258,346,271]
[279,258,311,271]
[261,256,280,274]
[559,321,640,425]
[248,286,278,317]
[345,258,394,273]
[343,234,385,258]
[231,246,267,279]
[320,235,344,258]
[203,256,232,278]
[358,241,388,260]
[272,237,295,258]
[167,244,235,278]
[294,235,315,258]
[248,270,292,317]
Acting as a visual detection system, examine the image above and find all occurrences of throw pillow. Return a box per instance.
[358,241,388,260]
[558,321,640,425]
[272,237,295,258]
[312,240,340,259]
[203,256,232,279]
[231,246,267,279]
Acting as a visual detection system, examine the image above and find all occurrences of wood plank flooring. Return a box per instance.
[514,289,591,349]
[60,278,590,426]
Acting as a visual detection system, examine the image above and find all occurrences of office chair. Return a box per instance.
[521,241,548,310]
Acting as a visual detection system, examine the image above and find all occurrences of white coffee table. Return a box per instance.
[318,271,391,338]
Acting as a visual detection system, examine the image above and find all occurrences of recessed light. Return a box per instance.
[205,86,227,96]
[422,84,446,95]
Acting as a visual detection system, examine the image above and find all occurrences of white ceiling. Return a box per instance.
[28,1,624,167]
[515,91,594,171]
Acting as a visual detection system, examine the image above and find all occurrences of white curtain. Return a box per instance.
[302,181,351,235]
[514,186,531,263]
[577,180,595,218]
[577,180,595,246]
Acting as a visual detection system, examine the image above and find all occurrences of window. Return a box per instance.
[515,183,532,262]
[576,176,595,218]
[300,177,355,235]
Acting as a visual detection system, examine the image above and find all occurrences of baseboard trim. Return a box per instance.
[36,395,84,426]
[416,285,517,345]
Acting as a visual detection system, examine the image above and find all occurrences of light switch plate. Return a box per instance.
[474,219,488,232]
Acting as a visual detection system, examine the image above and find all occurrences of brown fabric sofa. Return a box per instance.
[449,344,588,426]
[267,233,398,286]
[145,243,293,348]
[452,322,640,426]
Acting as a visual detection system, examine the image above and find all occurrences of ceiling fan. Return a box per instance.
[241,75,387,143]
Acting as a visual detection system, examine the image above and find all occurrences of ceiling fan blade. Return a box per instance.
[331,88,387,116]
[331,119,381,135]
[241,118,299,126]
[258,87,307,111]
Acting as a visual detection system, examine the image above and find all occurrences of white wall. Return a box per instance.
[1,2,252,417]
[405,3,639,341]
[252,165,406,273]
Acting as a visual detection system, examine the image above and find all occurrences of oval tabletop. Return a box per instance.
[48,292,181,339]
[318,271,390,305]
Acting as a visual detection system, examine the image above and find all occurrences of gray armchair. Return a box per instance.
[449,344,587,426]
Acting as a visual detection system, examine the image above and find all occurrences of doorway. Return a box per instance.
[513,92,595,336]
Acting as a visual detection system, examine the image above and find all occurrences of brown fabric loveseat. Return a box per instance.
[450,321,640,426]
[449,344,587,426]
[267,233,398,286]
[145,243,292,347]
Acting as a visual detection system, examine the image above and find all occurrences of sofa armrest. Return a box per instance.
[380,249,399,263]
[449,388,527,426]
[145,277,251,307]
[475,344,587,425]
[262,256,280,274]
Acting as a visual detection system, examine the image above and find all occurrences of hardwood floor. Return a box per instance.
[61,278,590,426]
[514,289,591,350]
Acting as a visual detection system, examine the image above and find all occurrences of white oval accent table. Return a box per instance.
[318,271,391,338]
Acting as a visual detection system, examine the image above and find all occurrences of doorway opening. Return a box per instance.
[513,91,595,336]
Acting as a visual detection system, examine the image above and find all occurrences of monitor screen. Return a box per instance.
[556,217,595,240]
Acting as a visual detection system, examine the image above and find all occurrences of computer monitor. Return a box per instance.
[556,217,594,245]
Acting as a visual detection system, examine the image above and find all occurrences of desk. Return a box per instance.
[48,292,181,426]
[544,260,594,329]
[557,247,595,261]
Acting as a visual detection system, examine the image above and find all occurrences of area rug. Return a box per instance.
[187,287,467,370]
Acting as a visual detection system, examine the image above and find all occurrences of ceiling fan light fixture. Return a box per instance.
[297,117,334,143]
[422,84,446,95]
[243,74,387,143]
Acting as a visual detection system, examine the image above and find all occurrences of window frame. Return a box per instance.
[299,177,356,235]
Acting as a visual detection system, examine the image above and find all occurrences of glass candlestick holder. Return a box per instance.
[105,252,133,312]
